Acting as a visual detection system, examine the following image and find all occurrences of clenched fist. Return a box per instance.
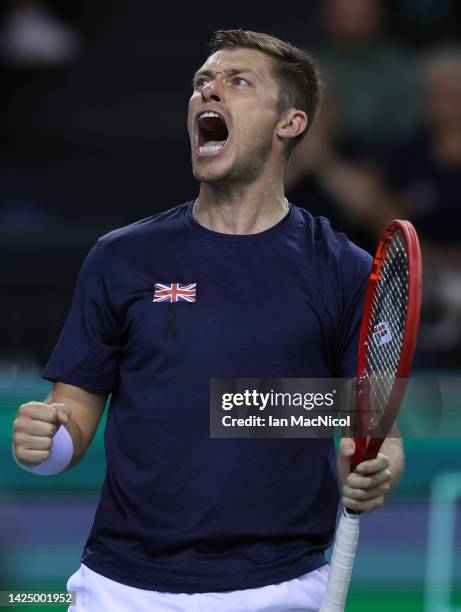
[12,401,71,468]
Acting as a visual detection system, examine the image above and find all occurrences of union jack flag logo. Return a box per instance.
[153,283,196,303]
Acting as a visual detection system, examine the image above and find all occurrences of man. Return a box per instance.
[12,30,403,611]
[317,0,420,152]
[384,45,461,367]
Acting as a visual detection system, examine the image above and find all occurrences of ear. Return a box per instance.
[275,109,308,142]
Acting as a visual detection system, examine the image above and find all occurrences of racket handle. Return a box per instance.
[320,509,360,612]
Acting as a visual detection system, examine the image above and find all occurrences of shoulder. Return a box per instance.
[292,204,372,278]
[95,201,191,254]
[317,215,371,272]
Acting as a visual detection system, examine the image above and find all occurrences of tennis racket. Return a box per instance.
[320,219,422,612]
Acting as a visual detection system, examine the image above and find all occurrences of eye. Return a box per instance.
[193,77,210,90]
[233,77,250,87]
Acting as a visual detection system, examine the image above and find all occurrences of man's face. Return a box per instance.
[187,48,283,185]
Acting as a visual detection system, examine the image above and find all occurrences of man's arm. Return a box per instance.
[13,382,107,472]
[337,429,404,514]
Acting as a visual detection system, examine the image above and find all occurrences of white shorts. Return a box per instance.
[67,563,329,611]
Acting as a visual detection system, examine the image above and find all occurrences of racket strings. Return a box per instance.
[361,230,408,429]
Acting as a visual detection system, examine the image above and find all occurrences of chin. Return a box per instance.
[192,158,234,184]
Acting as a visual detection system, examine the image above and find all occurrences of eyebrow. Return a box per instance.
[192,67,259,82]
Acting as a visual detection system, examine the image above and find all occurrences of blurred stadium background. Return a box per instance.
[1,0,460,610]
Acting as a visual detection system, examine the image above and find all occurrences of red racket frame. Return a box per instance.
[351,220,422,468]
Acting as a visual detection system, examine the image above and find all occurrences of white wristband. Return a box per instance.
[13,425,74,476]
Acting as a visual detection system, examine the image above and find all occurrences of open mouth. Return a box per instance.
[197,111,229,156]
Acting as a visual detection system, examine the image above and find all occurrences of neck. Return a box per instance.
[195,168,287,235]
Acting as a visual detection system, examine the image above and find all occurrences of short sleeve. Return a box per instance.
[329,232,372,378]
[42,239,122,392]
[334,274,369,378]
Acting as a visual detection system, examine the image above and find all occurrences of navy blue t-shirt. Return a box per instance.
[43,201,372,593]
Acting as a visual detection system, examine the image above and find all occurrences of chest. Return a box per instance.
[113,250,334,376]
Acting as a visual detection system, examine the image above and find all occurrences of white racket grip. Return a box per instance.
[320,509,361,612]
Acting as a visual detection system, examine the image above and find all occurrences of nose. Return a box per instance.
[201,77,223,102]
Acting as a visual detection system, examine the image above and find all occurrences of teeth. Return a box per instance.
[199,144,225,153]
[199,111,221,120]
